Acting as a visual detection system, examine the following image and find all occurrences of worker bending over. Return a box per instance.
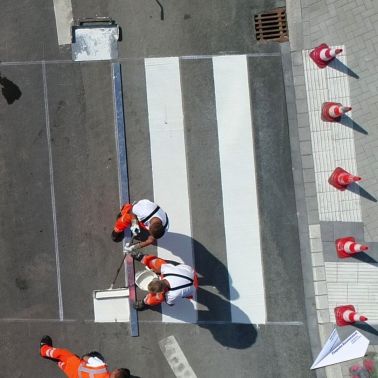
[112,199,169,252]
[39,335,130,378]
[130,251,198,310]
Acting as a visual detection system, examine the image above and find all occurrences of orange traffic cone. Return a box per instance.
[321,102,352,122]
[335,305,368,326]
[336,236,369,258]
[310,43,343,68]
[328,167,361,191]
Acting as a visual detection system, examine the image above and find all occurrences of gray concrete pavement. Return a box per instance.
[0,0,318,377]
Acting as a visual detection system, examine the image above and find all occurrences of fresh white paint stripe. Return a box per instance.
[52,0,73,45]
[42,63,64,320]
[213,55,266,324]
[159,336,197,378]
[302,45,361,221]
[145,57,196,323]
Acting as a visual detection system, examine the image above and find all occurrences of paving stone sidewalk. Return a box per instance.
[286,0,378,377]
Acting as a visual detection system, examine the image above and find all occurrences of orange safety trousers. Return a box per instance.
[40,345,110,378]
[113,203,148,233]
[140,255,198,306]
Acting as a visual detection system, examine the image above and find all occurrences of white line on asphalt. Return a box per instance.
[0,54,282,66]
[52,0,73,45]
[213,55,266,324]
[180,52,281,60]
[0,318,77,323]
[145,57,196,324]
[265,321,304,326]
[42,62,64,321]
[159,336,197,378]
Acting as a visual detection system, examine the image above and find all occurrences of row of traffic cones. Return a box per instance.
[310,44,369,328]
[310,44,352,123]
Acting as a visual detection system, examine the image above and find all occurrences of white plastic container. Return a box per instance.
[135,269,158,291]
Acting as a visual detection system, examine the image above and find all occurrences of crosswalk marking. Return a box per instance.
[213,55,266,323]
[144,57,197,323]
[52,0,73,45]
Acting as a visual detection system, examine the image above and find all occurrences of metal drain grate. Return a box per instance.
[254,8,288,42]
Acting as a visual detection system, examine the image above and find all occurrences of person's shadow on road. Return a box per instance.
[138,232,258,349]
[0,73,22,104]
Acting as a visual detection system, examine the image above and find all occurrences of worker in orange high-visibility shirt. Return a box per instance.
[111,199,169,251]
[129,251,198,310]
[39,335,130,378]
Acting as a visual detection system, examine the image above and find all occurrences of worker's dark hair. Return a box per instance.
[148,278,165,293]
[113,368,131,378]
[149,221,165,239]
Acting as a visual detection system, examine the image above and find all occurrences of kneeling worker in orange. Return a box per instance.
[130,251,198,310]
[39,335,130,378]
[112,199,169,252]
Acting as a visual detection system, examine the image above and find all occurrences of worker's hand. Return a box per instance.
[133,299,146,311]
[130,224,140,236]
[123,243,136,254]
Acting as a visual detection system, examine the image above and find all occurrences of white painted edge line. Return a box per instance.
[159,336,197,378]
[144,57,196,324]
[42,62,64,320]
[53,0,73,46]
[213,55,266,324]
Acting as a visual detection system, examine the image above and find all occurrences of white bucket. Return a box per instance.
[135,269,158,291]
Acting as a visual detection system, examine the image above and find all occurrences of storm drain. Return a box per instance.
[254,8,288,42]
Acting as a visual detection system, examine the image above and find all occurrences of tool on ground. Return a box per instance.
[110,236,137,290]
[71,17,120,62]
[92,237,141,322]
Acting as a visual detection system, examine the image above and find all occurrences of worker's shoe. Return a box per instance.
[40,335,53,348]
[111,230,124,243]
[133,299,146,311]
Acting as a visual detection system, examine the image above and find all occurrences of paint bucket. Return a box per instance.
[135,269,158,291]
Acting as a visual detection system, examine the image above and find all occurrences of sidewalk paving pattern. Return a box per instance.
[287,0,378,377]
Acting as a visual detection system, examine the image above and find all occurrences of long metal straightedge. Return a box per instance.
[112,62,139,337]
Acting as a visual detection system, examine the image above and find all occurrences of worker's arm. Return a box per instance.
[133,234,156,250]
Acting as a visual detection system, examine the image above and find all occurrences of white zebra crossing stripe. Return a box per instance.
[144,57,197,323]
[213,55,266,324]
[52,0,73,45]
[159,336,197,378]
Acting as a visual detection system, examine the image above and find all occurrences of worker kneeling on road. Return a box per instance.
[112,199,169,251]
[130,251,198,310]
[39,335,130,378]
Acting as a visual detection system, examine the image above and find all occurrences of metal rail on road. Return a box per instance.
[112,62,139,337]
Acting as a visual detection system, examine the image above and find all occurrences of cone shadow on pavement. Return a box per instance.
[339,115,368,135]
[353,322,378,337]
[328,59,360,79]
[352,252,378,266]
[347,182,377,202]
